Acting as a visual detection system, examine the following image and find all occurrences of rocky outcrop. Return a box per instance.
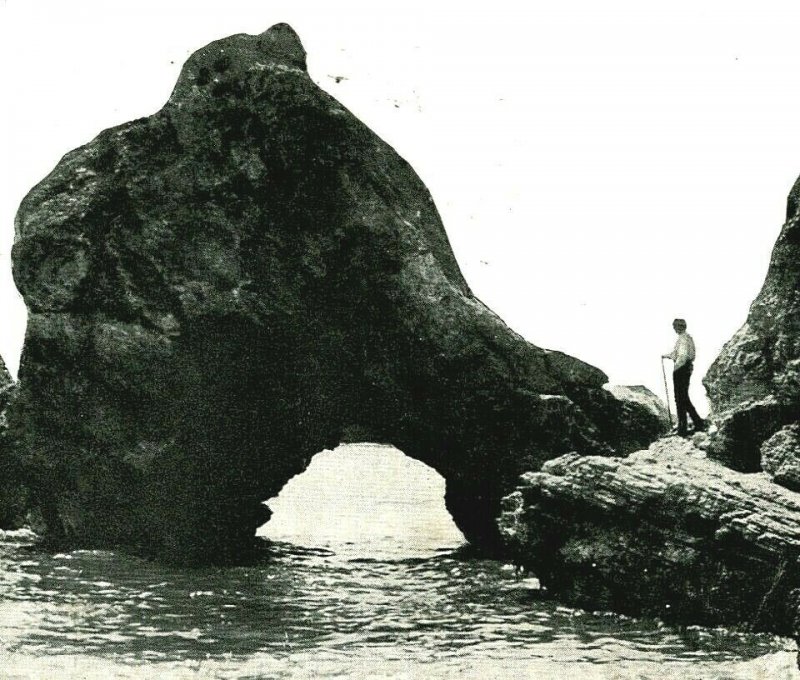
[496,176,800,643]
[0,357,26,529]
[603,384,670,445]
[8,24,662,563]
[0,356,12,419]
[703,176,800,471]
[498,437,800,637]
[761,424,800,491]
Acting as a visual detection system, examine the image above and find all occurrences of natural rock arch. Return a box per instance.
[7,25,664,563]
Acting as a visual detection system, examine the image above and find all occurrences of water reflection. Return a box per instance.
[0,441,797,679]
[0,534,794,680]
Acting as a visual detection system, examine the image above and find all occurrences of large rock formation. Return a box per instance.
[498,438,800,637]
[8,25,663,563]
[703,176,800,471]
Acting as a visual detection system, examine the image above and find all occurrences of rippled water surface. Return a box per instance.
[1,445,798,678]
[0,531,796,679]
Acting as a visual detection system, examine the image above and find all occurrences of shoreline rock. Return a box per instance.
[0,356,27,529]
[497,172,800,651]
[703,175,800,470]
[7,24,663,564]
[498,437,800,639]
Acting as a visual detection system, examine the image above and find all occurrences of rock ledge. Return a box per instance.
[498,437,800,638]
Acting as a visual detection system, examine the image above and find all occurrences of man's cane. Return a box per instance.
[661,358,673,428]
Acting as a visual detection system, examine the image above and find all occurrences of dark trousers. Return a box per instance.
[673,362,703,434]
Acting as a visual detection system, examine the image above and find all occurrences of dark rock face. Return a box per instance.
[0,356,12,418]
[498,439,800,637]
[602,384,670,446]
[8,25,660,563]
[0,357,27,529]
[761,424,800,491]
[703,176,800,471]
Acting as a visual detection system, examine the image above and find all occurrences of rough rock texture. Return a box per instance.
[8,25,662,563]
[498,437,800,637]
[604,384,670,438]
[0,357,26,528]
[0,356,12,422]
[761,424,800,491]
[703,176,800,471]
[495,175,800,648]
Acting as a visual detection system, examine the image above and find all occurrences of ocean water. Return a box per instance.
[0,444,797,679]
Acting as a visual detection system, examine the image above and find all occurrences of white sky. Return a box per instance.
[2,0,800,416]
[259,443,465,552]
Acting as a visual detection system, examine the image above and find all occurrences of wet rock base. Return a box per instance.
[498,437,800,640]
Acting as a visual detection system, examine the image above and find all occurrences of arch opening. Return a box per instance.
[257,443,466,558]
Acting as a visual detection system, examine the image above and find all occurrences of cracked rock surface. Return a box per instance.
[703,175,800,471]
[498,437,800,637]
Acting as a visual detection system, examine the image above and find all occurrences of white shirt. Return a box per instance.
[667,332,695,369]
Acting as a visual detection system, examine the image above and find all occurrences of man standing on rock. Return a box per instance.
[662,318,706,437]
